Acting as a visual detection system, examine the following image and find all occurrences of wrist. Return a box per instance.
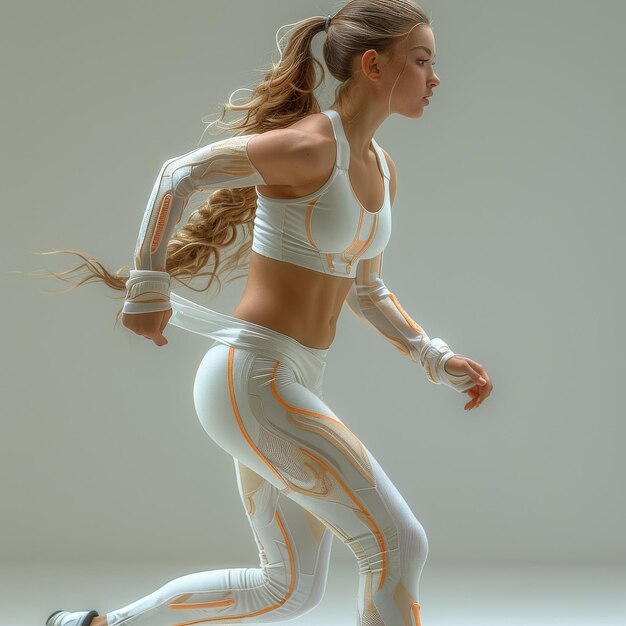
[123,269,171,314]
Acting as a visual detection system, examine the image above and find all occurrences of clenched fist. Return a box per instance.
[122,309,173,346]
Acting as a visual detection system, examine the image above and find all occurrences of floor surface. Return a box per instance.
[3,561,625,626]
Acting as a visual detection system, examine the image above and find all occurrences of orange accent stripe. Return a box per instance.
[274,507,297,601]
[150,193,172,253]
[341,208,366,263]
[387,295,436,380]
[169,598,235,611]
[298,445,388,591]
[388,293,424,334]
[305,197,321,250]
[268,360,387,592]
[268,361,345,424]
[411,602,422,626]
[127,290,169,302]
[226,348,287,489]
[343,211,379,273]
[267,358,374,468]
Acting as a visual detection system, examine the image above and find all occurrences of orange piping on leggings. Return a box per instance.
[411,602,422,626]
[269,361,375,486]
[226,347,287,489]
[268,362,347,426]
[298,446,387,591]
[268,361,387,592]
[168,508,296,625]
[169,598,235,610]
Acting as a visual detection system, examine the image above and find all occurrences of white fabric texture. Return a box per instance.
[105,300,425,626]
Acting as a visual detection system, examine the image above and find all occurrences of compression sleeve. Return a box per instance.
[345,251,475,393]
[123,134,266,314]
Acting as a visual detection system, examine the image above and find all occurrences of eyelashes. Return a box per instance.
[417,60,436,67]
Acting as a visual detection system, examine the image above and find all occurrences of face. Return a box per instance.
[363,24,440,117]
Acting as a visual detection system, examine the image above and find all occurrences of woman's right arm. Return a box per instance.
[121,129,312,344]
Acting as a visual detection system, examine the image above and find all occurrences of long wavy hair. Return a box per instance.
[34,0,430,325]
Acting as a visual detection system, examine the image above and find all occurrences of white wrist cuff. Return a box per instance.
[122,269,172,314]
[423,338,475,393]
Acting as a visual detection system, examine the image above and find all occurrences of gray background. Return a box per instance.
[1,0,624,576]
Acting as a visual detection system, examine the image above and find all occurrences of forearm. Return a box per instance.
[346,279,444,382]
[346,254,474,392]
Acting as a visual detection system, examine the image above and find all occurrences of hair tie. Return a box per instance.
[324,15,332,33]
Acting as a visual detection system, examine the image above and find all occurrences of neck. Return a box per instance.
[329,104,388,161]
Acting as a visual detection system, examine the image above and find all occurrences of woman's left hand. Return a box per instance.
[444,355,493,410]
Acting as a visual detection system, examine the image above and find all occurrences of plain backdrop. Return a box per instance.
[1,0,624,571]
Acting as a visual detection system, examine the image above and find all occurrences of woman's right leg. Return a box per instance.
[102,344,334,626]
[193,344,428,626]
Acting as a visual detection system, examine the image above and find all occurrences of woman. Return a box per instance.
[44,2,492,625]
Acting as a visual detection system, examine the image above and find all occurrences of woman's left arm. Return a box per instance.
[344,148,492,409]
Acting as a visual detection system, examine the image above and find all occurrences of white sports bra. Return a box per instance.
[251,109,392,278]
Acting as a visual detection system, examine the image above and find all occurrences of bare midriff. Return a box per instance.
[230,250,356,350]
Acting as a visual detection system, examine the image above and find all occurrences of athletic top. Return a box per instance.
[251,109,392,278]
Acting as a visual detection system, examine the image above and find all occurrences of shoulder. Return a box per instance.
[246,114,335,188]
[378,145,397,205]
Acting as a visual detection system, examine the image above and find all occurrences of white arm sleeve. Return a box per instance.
[123,134,266,314]
[345,251,475,393]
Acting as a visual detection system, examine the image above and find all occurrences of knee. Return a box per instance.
[284,590,325,620]
[262,576,325,621]
[386,512,428,569]
[404,515,429,567]
[414,517,429,559]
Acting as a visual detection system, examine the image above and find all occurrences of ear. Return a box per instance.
[361,49,383,82]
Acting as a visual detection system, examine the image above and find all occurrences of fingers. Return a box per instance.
[464,387,480,411]
[152,333,168,346]
[153,310,172,346]
[463,359,493,410]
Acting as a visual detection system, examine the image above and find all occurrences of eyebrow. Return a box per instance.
[410,45,436,58]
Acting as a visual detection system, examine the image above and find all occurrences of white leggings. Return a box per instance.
[105,294,427,626]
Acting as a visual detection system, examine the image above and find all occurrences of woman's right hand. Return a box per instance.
[122,309,173,346]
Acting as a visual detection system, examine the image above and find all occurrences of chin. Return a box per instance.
[395,104,425,119]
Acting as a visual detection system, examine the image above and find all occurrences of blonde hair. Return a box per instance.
[34,0,430,325]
